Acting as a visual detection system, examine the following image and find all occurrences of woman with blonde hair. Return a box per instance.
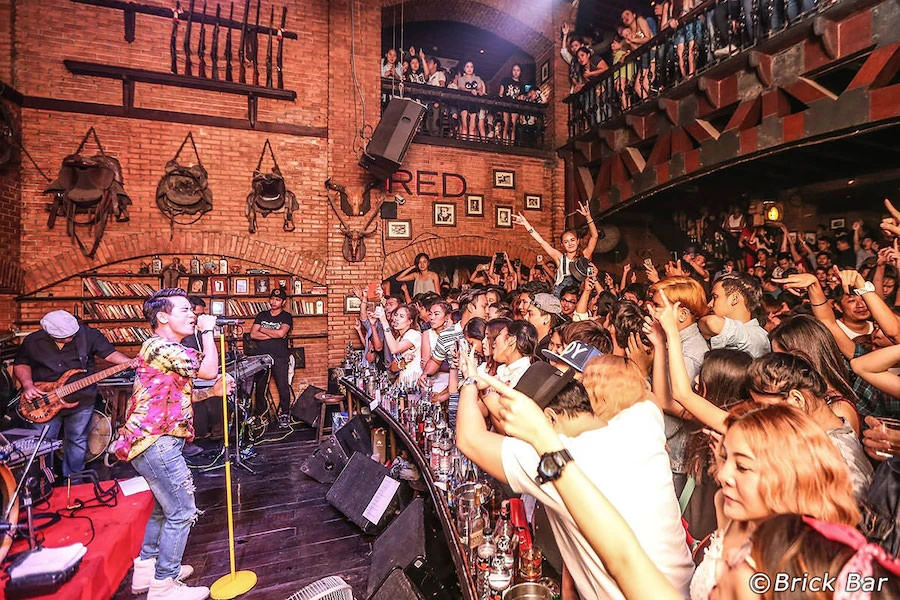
[581,354,650,421]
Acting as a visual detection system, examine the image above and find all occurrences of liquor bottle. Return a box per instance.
[493,500,519,570]
[150,255,163,274]
[190,255,201,274]
[218,256,228,274]
[487,555,512,600]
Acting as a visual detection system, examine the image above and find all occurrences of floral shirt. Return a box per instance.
[114,336,199,461]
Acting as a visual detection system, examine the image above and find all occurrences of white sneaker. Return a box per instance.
[131,557,195,594]
[147,577,209,600]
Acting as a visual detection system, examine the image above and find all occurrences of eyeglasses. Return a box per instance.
[560,298,577,305]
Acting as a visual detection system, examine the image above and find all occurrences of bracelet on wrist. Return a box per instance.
[810,300,828,307]
[527,228,535,234]
[200,329,214,335]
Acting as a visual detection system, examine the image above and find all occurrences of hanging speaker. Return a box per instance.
[360,98,426,180]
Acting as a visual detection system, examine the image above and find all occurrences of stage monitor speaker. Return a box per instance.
[360,98,425,180]
[326,452,404,535]
[300,435,349,484]
[368,567,423,600]
[292,385,324,426]
[367,498,426,596]
[335,415,371,457]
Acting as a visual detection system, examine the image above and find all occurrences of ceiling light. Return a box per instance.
[479,49,485,54]
[847,179,855,185]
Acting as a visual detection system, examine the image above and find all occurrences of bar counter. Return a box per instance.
[339,377,478,600]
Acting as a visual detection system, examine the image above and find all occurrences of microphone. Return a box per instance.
[215,317,242,326]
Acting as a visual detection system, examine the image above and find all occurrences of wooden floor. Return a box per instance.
[109,425,372,600]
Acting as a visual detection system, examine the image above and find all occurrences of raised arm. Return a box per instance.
[395,265,417,282]
[839,267,900,343]
[375,307,413,355]
[576,201,599,258]
[850,344,900,398]
[513,212,563,264]
[773,272,856,359]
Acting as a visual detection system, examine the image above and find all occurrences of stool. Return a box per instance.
[315,392,348,443]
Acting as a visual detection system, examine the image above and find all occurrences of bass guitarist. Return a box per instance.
[13,310,132,479]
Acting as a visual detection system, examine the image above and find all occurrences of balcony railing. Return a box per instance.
[564,0,838,138]
[381,79,549,152]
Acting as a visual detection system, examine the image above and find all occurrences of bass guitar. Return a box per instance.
[18,361,136,423]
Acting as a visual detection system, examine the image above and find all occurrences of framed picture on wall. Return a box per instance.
[493,169,515,189]
[210,276,228,296]
[233,277,250,295]
[433,202,456,227]
[291,348,306,370]
[292,279,303,296]
[466,195,484,216]
[830,218,845,230]
[254,277,270,295]
[804,232,817,245]
[386,220,412,239]
[345,295,362,314]
[524,194,542,211]
[539,61,550,84]
[496,205,513,229]
[187,277,207,295]
[210,300,226,316]
[275,277,290,292]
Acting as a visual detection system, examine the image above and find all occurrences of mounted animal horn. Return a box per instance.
[325,178,383,263]
[245,139,298,233]
[43,127,132,257]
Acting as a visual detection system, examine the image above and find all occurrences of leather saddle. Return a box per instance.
[156,132,213,236]
[43,128,131,257]
[245,139,297,233]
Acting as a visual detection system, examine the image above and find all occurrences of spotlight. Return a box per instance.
[847,179,855,185]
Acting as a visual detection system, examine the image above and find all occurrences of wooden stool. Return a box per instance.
[315,392,348,443]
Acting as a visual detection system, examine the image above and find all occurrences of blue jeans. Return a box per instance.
[132,435,199,580]
[40,404,93,478]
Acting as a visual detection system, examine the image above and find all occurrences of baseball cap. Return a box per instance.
[531,293,562,316]
[542,340,602,373]
[41,310,80,339]
[514,362,576,409]
[271,288,288,299]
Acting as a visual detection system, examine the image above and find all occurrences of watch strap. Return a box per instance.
[535,448,573,484]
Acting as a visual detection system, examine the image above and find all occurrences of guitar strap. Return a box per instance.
[75,328,89,372]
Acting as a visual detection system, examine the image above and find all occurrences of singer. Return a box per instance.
[113,288,234,599]
[249,287,293,428]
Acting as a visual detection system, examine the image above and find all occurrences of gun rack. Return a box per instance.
[65,60,297,127]
[71,0,298,43]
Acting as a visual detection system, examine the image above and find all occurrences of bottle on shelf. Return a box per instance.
[218,256,229,275]
[190,255,201,275]
[150,255,163,274]
[493,500,519,570]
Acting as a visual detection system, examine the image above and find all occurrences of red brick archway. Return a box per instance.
[381,0,554,60]
[383,235,538,276]
[24,231,328,293]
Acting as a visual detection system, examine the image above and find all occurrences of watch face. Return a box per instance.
[538,454,558,479]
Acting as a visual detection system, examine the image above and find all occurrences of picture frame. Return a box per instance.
[830,218,845,230]
[466,194,484,216]
[275,277,289,292]
[433,202,457,227]
[233,277,250,295]
[493,169,515,189]
[386,219,412,240]
[539,60,550,84]
[210,300,226,316]
[291,347,306,370]
[345,295,362,313]
[254,277,270,295]
[524,194,542,211]
[804,232,817,245]
[292,279,303,296]
[496,205,513,229]
[209,276,228,296]
[187,276,207,295]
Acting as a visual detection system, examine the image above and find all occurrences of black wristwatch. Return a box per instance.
[535,449,574,485]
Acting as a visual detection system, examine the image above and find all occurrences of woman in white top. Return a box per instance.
[376,304,422,387]
[513,202,599,291]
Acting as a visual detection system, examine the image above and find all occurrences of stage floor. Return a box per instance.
[108,424,371,599]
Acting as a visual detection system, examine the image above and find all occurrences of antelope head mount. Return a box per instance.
[325,178,383,263]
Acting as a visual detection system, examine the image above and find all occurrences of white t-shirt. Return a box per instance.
[427,71,446,87]
[496,355,532,388]
[501,401,695,600]
[397,329,423,386]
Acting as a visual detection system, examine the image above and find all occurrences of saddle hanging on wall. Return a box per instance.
[245,139,298,233]
[43,127,131,258]
[155,132,213,238]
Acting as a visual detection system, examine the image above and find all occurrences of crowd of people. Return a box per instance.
[381,46,545,146]
[565,0,827,130]
[352,199,900,599]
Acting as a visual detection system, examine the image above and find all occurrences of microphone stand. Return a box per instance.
[224,327,256,475]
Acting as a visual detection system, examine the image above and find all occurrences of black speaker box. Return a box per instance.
[380,201,398,220]
[300,435,349,484]
[335,415,372,457]
[360,98,426,180]
[292,385,324,426]
[368,498,426,596]
[368,567,422,600]
[326,452,404,535]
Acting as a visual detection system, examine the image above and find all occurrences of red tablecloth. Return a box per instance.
[0,481,153,600]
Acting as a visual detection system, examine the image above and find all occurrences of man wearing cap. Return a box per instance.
[13,310,132,478]
[527,292,563,360]
[249,288,293,428]
[543,340,602,380]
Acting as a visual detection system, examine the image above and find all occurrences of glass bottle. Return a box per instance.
[150,255,163,274]
[190,255,201,274]
[487,555,512,600]
[492,500,519,570]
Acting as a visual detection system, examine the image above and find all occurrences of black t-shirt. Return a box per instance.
[14,327,116,405]
[252,309,293,358]
[500,78,524,99]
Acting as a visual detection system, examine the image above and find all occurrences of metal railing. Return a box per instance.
[564,0,833,138]
[381,79,549,150]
